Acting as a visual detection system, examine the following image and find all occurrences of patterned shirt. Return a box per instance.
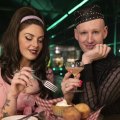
[73,51,120,116]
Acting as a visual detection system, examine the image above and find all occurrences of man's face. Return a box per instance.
[74,19,108,52]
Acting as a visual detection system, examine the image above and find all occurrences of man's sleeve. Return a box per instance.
[81,63,98,110]
[82,64,120,113]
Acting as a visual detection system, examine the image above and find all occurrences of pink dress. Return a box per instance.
[0,70,42,116]
[0,69,63,120]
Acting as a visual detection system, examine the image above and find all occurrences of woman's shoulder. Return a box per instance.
[0,67,10,90]
[0,68,10,110]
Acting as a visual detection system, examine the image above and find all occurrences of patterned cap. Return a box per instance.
[74,4,104,26]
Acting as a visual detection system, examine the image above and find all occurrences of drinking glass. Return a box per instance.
[65,61,84,92]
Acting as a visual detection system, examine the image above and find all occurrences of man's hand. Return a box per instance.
[82,44,111,64]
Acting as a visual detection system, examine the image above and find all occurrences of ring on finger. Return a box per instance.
[29,76,34,80]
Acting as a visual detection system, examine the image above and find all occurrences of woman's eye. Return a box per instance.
[25,36,32,40]
[38,38,44,43]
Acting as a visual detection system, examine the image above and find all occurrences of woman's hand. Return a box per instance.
[9,67,39,98]
[61,72,81,104]
[82,44,111,64]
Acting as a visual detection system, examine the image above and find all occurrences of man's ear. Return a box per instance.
[74,28,79,41]
[103,26,108,39]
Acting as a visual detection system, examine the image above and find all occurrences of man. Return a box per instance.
[61,4,120,120]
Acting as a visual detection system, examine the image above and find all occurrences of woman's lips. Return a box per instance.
[29,49,38,55]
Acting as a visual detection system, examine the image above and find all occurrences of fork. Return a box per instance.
[32,74,58,92]
[17,112,38,120]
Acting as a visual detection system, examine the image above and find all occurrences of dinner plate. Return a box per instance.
[2,115,37,120]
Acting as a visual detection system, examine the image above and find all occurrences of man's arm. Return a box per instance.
[82,64,120,111]
[81,64,98,110]
[98,66,120,106]
[80,44,112,110]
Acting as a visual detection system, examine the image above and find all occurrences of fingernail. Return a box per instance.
[68,70,72,73]
[79,80,83,87]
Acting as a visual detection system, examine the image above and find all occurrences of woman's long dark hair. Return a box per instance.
[0,7,52,99]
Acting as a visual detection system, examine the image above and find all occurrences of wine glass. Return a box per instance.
[65,61,84,92]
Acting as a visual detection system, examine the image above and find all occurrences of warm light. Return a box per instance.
[67,58,76,62]
[55,49,60,54]
[53,57,64,67]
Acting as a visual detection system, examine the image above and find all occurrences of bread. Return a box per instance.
[63,106,81,120]
[74,103,91,119]
[52,105,70,116]
[52,99,72,116]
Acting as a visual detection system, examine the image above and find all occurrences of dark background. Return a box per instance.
[0,0,120,75]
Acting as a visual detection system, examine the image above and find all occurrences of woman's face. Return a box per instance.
[18,24,44,65]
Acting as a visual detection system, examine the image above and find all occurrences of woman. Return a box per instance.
[0,6,52,118]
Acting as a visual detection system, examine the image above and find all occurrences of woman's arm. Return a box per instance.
[0,67,35,118]
[1,94,18,118]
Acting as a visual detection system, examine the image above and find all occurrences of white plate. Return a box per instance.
[2,115,37,120]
